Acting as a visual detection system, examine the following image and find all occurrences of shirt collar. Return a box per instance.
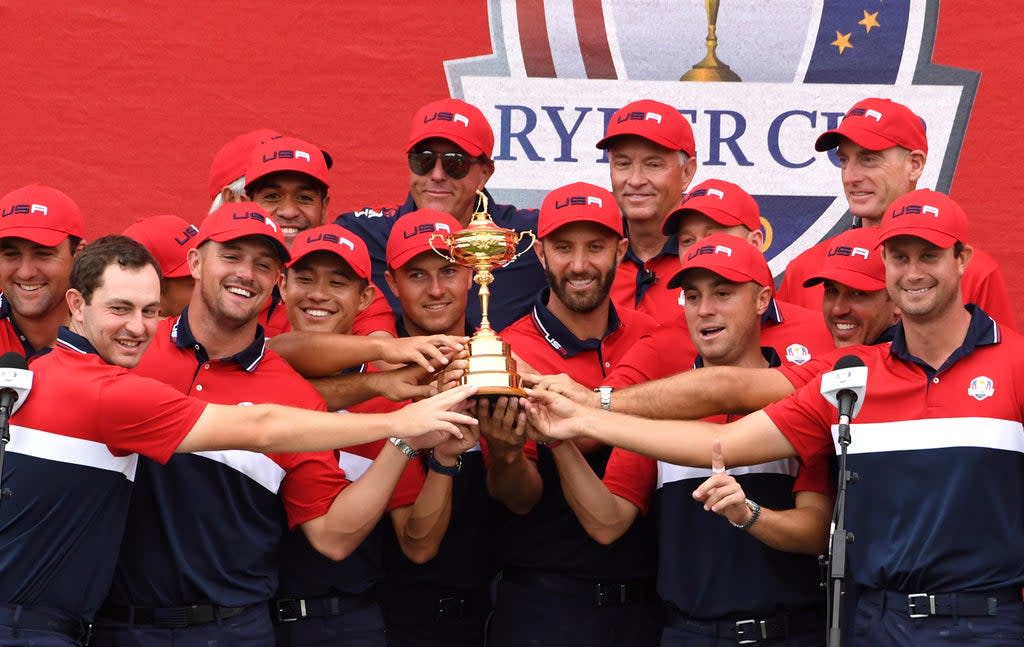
[889,305,1000,377]
[170,306,267,372]
[871,323,899,345]
[623,235,679,266]
[55,326,101,356]
[760,297,784,326]
[694,346,782,370]
[529,288,622,358]
[0,293,38,356]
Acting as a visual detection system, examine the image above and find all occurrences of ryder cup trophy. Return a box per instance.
[430,191,536,396]
[680,0,741,82]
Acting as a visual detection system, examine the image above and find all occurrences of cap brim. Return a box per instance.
[596,132,687,154]
[539,217,623,240]
[389,244,451,270]
[815,126,902,153]
[803,268,885,291]
[208,232,290,263]
[0,227,72,247]
[406,133,485,158]
[667,265,755,289]
[163,259,193,279]
[877,227,958,249]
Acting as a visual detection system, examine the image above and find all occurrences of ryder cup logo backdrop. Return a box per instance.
[443,0,976,276]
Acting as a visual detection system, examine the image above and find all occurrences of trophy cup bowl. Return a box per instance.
[429,192,536,397]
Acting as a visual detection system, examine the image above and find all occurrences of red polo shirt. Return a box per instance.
[610,237,685,326]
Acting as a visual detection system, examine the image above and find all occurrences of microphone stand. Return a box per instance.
[826,415,856,647]
[0,401,12,505]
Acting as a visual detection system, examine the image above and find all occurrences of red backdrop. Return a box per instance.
[0,1,1018,321]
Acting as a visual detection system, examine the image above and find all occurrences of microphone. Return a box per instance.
[0,352,32,417]
[819,355,867,426]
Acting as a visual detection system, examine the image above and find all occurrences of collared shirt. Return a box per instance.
[0,293,42,357]
[337,191,546,332]
[106,311,342,609]
[765,306,1024,592]
[610,236,685,325]
[1,327,204,620]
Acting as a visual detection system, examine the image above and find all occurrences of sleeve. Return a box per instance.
[276,450,349,528]
[762,378,836,463]
[776,354,833,389]
[964,260,1017,332]
[98,373,208,463]
[605,323,696,387]
[792,452,833,498]
[602,447,657,515]
[352,285,398,337]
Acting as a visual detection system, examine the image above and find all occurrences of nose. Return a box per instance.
[626,163,647,186]
[124,309,146,336]
[829,293,852,317]
[841,161,863,186]
[272,196,300,219]
[428,156,448,181]
[426,274,445,297]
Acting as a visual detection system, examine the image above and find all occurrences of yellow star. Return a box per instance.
[832,31,853,55]
[859,10,880,33]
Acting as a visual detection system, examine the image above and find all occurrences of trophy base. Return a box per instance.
[461,331,527,400]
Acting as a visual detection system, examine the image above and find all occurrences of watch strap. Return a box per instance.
[388,436,419,460]
[427,451,462,476]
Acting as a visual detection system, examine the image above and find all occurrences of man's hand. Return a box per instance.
[476,396,527,455]
[521,372,598,407]
[390,385,479,441]
[432,419,482,463]
[520,386,586,441]
[692,440,752,526]
[366,364,442,402]
[377,335,468,372]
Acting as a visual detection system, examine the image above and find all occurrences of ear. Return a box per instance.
[73,238,88,254]
[357,283,375,312]
[748,228,765,252]
[66,288,87,325]
[680,155,698,191]
[187,247,202,280]
[476,160,495,189]
[907,150,927,183]
[383,269,400,298]
[754,285,773,316]
[534,239,548,270]
[956,243,973,276]
[277,271,289,302]
[221,186,244,204]
[615,236,629,263]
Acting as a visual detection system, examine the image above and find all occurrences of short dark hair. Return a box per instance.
[953,241,966,258]
[70,235,162,304]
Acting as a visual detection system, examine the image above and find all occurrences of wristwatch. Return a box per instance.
[594,386,613,411]
[428,451,462,476]
[388,437,419,460]
[730,498,761,530]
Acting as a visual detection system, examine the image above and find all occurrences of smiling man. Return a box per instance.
[337,98,545,332]
[0,184,85,356]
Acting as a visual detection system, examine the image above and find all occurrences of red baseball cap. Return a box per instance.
[386,209,462,269]
[406,98,494,158]
[122,215,198,279]
[195,202,290,262]
[538,182,623,239]
[0,184,85,246]
[815,98,928,153]
[208,129,281,199]
[877,189,967,249]
[244,136,332,191]
[668,232,772,289]
[661,179,761,235]
[286,224,371,277]
[803,228,886,291]
[596,99,696,157]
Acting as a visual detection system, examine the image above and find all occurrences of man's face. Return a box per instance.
[836,140,923,225]
[409,138,494,226]
[69,264,161,368]
[608,136,696,226]
[822,280,897,347]
[188,237,282,329]
[882,236,969,323]
[160,277,195,319]
[680,269,770,367]
[248,171,329,247]
[536,222,626,314]
[281,251,373,335]
[676,212,762,254]
[385,252,472,336]
[0,237,76,322]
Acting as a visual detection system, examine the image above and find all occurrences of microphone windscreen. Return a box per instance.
[832,354,865,372]
[0,352,27,371]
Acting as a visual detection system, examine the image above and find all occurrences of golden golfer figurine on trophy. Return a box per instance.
[430,191,536,396]
[681,0,741,82]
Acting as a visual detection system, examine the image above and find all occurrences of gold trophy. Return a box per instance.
[430,191,536,396]
[681,0,741,82]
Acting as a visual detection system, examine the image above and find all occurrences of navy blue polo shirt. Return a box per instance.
[767,306,1024,592]
[496,293,659,579]
[107,310,340,608]
[0,328,203,619]
[336,191,545,332]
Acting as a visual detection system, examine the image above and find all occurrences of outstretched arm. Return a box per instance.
[549,441,640,545]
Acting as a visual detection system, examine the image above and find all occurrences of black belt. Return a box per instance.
[665,605,824,645]
[272,591,376,623]
[0,604,90,644]
[873,588,1022,618]
[500,568,653,607]
[96,602,248,628]
[386,586,491,622]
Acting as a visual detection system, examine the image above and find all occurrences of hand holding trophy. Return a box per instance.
[429,191,535,396]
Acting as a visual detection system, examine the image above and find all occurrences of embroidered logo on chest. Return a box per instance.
[785,344,811,365]
[967,376,995,401]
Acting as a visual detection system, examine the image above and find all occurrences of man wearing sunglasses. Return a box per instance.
[337,98,546,332]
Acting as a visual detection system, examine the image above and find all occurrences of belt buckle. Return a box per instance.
[274,599,305,623]
[735,618,765,645]
[435,596,466,621]
[151,607,191,629]
[594,583,627,607]
[906,593,935,619]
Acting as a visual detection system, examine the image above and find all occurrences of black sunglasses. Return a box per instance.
[408,150,485,180]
